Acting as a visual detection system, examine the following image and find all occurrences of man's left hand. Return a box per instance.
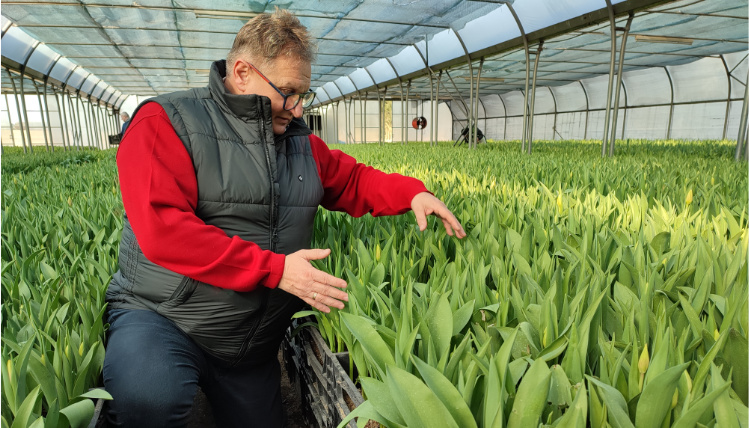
[410,192,466,239]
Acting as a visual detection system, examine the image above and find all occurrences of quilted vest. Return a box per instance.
[106,60,324,365]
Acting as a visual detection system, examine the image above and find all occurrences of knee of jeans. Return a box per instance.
[105,379,196,427]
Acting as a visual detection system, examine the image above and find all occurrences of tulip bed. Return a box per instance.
[305,140,748,428]
[1,139,747,428]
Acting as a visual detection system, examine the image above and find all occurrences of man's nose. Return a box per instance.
[291,102,304,118]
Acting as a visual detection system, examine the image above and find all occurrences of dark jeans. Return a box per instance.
[103,309,286,428]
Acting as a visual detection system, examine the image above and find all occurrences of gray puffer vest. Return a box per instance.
[106,60,324,366]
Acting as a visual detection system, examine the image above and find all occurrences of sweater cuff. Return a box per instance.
[263,253,286,289]
[397,178,431,211]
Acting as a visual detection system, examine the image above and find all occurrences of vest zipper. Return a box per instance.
[232,99,275,366]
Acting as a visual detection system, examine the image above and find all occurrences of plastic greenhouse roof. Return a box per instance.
[1,0,747,110]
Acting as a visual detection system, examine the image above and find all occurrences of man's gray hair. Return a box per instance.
[226,8,316,71]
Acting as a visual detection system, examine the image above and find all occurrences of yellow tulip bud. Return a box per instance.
[542,327,548,348]
[556,194,563,213]
[375,244,381,262]
[711,177,715,185]
[685,189,693,205]
[67,196,73,207]
[65,345,70,359]
[713,329,720,341]
[79,343,84,357]
[638,344,650,374]
[7,359,13,379]
[671,389,679,409]
[40,354,45,365]
[685,371,692,392]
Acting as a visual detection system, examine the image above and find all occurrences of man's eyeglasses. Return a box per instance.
[247,62,316,110]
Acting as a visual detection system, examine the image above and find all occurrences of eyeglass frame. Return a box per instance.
[245,61,316,111]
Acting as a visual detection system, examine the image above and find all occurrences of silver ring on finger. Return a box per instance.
[312,292,318,300]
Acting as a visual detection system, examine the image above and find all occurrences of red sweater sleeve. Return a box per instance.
[116,102,285,291]
[308,135,429,217]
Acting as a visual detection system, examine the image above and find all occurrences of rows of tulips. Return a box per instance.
[2,148,118,427]
[1,139,747,427]
[305,140,748,427]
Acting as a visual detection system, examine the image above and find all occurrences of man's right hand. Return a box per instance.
[277,248,348,313]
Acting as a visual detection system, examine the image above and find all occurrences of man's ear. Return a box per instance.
[231,60,253,92]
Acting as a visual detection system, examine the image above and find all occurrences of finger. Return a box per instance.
[440,217,455,236]
[434,207,465,237]
[314,292,346,310]
[414,208,428,232]
[298,248,332,261]
[320,284,349,302]
[302,296,331,313]
[312,271,347,289]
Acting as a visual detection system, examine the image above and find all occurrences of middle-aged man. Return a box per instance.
[103,8,466,428]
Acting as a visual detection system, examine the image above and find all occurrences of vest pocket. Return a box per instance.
[167,276,198,305]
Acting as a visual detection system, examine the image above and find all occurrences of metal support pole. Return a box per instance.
[522,49,531,152]
[603,0,617,156]
[18,73,34,153]
[399,77,405,144]
[4,93,17,147]
[363,93,367,143]
[57,91,70,150]
[65,92,78,148]
[608,13,633,157]
[9,74,27,152]
[527,42,543,154]
[435,70,442,144]
[33,82,51,151]
[406,81,411,144]
[76,95,85,149]
[473,58,485,148]
[345,99,350,144]
[94,102,105,149]
[83,98,94,148]
[735,67,749,161]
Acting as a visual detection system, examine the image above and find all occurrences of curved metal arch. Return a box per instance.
[620,78,629,141]
[577,80,591,140]
[603,0,617,155]
[662,66,675,139]
[719,55,732,140]
[608,12,634,156]
[547,86,560,140]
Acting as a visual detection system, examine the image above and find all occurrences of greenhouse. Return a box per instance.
[1,0,747,427]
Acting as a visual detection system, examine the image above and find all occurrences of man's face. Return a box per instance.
[238,56,312,135]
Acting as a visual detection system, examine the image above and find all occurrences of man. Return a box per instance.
[103,9,466,428]
[119,112,130,135]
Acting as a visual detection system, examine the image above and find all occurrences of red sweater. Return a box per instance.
[117,103,427,292]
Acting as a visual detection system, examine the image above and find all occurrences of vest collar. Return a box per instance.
[209,60,271,121]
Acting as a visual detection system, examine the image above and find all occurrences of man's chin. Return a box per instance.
[272,124,287,135]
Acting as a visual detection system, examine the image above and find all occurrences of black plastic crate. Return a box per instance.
[282,319,364,428]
